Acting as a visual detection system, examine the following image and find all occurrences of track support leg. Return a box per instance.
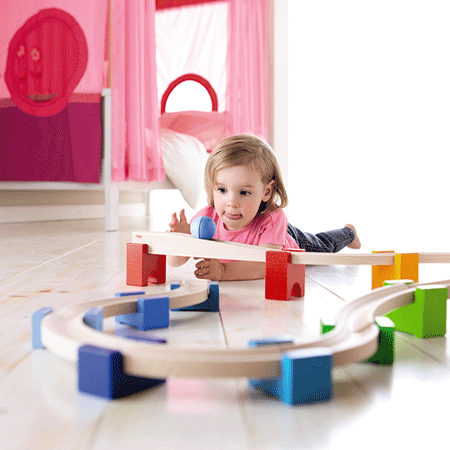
[78,345,165,399]
[372,252,419,289]
[248,338,332,405]
[386,285,448,338]
[126,243,166,286]
[265,250,305,300]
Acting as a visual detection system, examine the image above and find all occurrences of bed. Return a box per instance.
[0,81,227,229]
[0,0,269,231]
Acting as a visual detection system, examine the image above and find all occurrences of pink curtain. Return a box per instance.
[110,0,165,182]
[227,0,269,140]
[109,0,269,182]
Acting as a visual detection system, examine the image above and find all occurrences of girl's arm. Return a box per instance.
[194,244,283,281]
[167,209,191,267]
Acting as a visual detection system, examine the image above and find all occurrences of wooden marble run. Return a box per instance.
[127,231,450,298]
[30,232,450,405]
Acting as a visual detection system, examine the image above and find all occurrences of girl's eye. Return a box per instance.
[240,190,251,196]
[216,187,226,194]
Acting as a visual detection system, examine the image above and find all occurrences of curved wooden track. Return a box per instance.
[40,278,450,379]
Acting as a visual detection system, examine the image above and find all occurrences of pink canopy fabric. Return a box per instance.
[110,0,269,182]
[1,0,269,184]
[227,0,269,140]
[110,0,165,182]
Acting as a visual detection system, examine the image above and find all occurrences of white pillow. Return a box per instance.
[146,128,207,209]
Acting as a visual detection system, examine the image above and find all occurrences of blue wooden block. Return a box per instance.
[250,347,333,405]
[170,282,181,290]
[83,307,103,331]
[248,336,294,347]
[115,295,170,330]
[282,348,333,404]
[174,281,219,312]
[115,327,167,344]
[248,336,295,402]
[78,344,164,399]
[115,291,146,297]
[31,307,53,349]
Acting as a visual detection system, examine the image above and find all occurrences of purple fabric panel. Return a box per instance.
[0,102,101,183]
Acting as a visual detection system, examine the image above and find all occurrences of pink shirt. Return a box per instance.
[192,206,299,250]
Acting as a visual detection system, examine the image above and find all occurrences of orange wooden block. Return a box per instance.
[372,251,395,289]
[126,243,166,286]
[372,251,419,289]
[265,249,305,301]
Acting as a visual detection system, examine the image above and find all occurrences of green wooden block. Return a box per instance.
[415,286,447,337]
[320,316,395,365]
[320,317,336,335]
[386,285,448,338]
[366,317,395,365]
[383,279,415,286]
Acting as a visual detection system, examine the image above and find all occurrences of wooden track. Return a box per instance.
[40,279,450,379]
[132,232,450,265]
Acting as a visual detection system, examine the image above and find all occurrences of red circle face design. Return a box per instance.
[4,8,88,117]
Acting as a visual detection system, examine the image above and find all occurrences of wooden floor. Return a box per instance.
[1,217,449,450]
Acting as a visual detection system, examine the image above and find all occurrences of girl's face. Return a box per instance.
[213,165,274,231]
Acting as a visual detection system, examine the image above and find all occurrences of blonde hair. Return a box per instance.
[204,134,288,215]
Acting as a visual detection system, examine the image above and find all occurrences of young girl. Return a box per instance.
[168,134,361,281]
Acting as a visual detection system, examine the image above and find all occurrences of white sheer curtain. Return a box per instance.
[155,2,228,111]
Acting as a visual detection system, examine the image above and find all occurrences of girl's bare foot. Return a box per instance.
[345,224,361,249]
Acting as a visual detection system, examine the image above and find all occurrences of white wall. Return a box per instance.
[0,190,147,224]
[287,0,450,252]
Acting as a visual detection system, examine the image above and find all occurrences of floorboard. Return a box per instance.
[0,217,448,450]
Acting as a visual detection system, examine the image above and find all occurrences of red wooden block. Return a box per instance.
[126,243,166,286]
[265,249,305,301]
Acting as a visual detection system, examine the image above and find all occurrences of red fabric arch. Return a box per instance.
[157,0,225,10]
[160,73,219,114]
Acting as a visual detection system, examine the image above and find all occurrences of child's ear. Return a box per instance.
[263,180,275,201]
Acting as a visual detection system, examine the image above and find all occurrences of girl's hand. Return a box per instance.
[169,209,191,234]
[194,258,225,281]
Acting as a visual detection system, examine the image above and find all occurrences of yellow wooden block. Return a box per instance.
[372,251,395,289]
